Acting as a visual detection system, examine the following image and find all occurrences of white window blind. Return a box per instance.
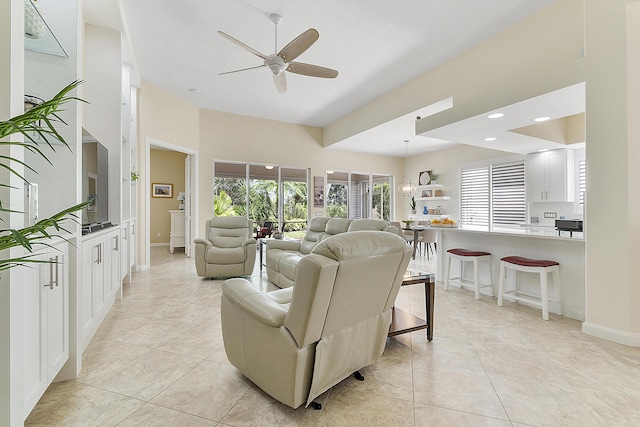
[578,159,586,207]
[491,162,526,225]
[460,167,489,226]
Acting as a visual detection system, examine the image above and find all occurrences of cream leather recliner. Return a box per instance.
[221,231,413,409]
[194,216,256,278]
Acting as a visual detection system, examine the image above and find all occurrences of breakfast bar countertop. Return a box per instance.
[431,224,584,242]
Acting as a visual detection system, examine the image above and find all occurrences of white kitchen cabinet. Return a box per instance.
[526,149,574,202]
[120,223,129,281]
[129,219,136,269]
[79,227,120,352]
[170,210,185,253]
[23,240,69,418]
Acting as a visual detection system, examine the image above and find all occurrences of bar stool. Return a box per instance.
[444,248,493,299]
[497,256,561,320]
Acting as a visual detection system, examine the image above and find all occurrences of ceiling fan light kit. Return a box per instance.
[218,13,338,93]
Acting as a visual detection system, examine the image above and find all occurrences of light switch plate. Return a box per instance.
[543,212,557,218]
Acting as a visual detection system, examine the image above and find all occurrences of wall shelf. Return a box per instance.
[416,196,451,201]
[24,0,67,57]
[415,184,443,190]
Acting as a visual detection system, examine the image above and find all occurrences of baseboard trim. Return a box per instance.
[150,242,169,247]
[582,322,640,347]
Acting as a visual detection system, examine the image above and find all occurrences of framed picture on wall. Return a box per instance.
[419,170,432,185]
[313,176,324,208]
[152,183,173,198]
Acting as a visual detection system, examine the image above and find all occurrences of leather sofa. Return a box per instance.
[221,231,413,408]
[265,216,398,288]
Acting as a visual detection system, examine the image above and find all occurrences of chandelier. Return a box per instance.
[396,140,414,197]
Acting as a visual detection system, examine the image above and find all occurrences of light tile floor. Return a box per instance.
[26,246,640,426]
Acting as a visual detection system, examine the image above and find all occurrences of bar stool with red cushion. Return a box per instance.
[444,248,493,299]
[497,256,561,320]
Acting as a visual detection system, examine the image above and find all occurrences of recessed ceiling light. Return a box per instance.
[488,113,504,119]
[327,170,334,174]
[188,88,200,94]
[534,116,551,122]
[265,165,274,170]
[484,137,497,142]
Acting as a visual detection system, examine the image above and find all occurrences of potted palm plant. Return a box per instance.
[0,81,87,271]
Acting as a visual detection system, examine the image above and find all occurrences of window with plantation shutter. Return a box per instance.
[460,167,489,226]
[491,162,526,225]
[578,159,586,207]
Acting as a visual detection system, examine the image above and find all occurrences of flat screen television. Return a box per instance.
[82,130,109,227]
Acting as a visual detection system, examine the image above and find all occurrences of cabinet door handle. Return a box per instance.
[541,191,544,200]
[545,190,548,199]
[114,236,119,251]
[95,243,103,264]
[45,261,54,289]
[51,255,59,287]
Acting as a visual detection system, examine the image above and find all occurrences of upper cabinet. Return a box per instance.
[526,149,574,202]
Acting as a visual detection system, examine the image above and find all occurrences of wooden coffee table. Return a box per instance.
[389,270,435,341]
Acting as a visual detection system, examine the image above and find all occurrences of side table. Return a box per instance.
[389,270,435,341]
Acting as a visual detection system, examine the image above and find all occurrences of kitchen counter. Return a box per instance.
[432,224,585,320]
[433,224,584,241]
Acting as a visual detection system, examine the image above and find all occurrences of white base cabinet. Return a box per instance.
[170,210,185,253]
[79,227,121,352]
[23,240,69,419]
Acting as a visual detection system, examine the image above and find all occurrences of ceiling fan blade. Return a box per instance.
[218,65,265,76]
[273,72,287,94]
[218,30,268,59]
[278,28,319,62]
[287,62,338,79]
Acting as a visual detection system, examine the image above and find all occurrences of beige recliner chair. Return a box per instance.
[194,216,256,278]
[221,231,413,409]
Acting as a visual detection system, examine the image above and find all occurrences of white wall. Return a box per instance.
[84,24,121,226]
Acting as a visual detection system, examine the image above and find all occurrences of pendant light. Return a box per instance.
[397,140,414,197]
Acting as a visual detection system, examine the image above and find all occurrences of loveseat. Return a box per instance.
[265,216,398,288]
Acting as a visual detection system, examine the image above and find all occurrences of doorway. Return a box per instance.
[145,138,198,269]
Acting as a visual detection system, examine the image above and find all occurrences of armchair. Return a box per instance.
[221,231,413,408]
[194,216,256,278]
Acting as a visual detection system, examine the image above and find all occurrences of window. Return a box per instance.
[460,167,489,226]
[578,159,586,207]
[326,172,348,218]
[491,162,526,225]
[460,160,526,227]
[213,161,308,238]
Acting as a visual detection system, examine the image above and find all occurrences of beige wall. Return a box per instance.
[581,0,640,342]
[138,80,199,259]
[137,82,404,265]
[150,149,186,244]
[197,108,404,233]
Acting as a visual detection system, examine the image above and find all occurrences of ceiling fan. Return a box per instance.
[218,13,338,94]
